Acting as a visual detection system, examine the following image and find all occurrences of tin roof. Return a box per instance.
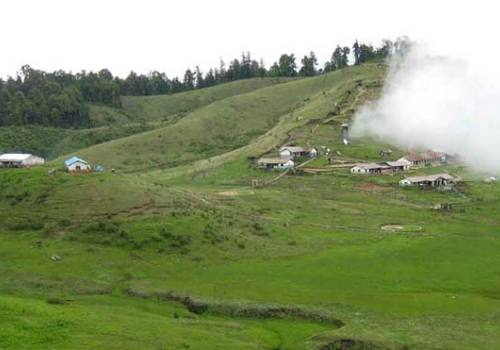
[383,160,412,167]
[403,173,455,183]
[352,163,386,170]
[0,153,33,162]
[64,156,89,167]
[280,146,306,153]
[258,157,293,165]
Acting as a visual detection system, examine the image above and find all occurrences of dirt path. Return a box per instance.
[261,158,317,186]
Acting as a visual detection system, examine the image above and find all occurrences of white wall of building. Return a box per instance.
[67,161,91,172]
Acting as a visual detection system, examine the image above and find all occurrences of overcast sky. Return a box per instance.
[0,0,497,78]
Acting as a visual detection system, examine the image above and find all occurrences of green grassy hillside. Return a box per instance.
[0,78,287,159]
[2,63,500,350]
[121,77,292,123]
[0,124,153,159]
[64,64,384,172]
[88,104,135,127]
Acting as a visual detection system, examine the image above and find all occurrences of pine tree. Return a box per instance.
[299,52,317,77]
[269,62,280,77]
[341,47,350,67]
[183,69,195,90]
[204,69,217,87]
[353,40,361,65]
[278,54,297,77]
[195,66,204,89]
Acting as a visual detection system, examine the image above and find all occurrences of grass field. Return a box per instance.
[2,63,500,349]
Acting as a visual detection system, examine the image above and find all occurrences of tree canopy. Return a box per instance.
[0,38,406,128]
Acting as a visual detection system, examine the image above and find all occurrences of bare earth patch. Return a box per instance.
[381,224,423,233]
[217,190,240,196]
[381,225,404,232]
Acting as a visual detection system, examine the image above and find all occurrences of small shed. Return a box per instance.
[65,156,91,173]
[257,157,294,170]
[95,165,105,173]
[379,149,393,157]
[0,153,45,168]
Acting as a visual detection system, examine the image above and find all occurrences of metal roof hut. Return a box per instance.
[399,173,456,188]
[279,146,317,159]
[0,153,45,168]
[65,156,91,173]
[257,157,294,170]
[350,163,388,175]
[398,151,448,167]
[381,160,412,172]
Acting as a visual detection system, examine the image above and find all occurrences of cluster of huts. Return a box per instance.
[350,150,458,188]
[0,147,460,190]
[351,151,450,175]
[256,147,458,189]
[257,146,317,170]
[350,160,412,175]
[0,152,95,174]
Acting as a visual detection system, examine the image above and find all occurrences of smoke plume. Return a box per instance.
[352,43,500,174]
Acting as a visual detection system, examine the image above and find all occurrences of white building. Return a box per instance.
[65,156,91,173]
[0,153,45,168]
[398,151,448,167]
[279,146,317,159]
[381,160,412,172]
[399,173,456,187]
[350,163,387,174]
[257,157,294,170]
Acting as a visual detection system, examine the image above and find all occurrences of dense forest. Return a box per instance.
[0,38,409,128]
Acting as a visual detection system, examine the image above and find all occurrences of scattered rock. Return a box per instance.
[381,224,422,233]
[51,254,61,261]
[484,176,498,183]
[381,225,404,232]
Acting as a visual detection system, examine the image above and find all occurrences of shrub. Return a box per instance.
[159,227,192,249]
[47,297,66,305]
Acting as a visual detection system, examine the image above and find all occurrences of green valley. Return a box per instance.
[1,63,500,350]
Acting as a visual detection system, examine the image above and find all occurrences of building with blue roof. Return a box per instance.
[65,156,91,173]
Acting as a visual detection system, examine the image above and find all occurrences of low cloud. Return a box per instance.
[352,43,500,174]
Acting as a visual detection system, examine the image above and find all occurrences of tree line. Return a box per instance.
[120,39,399,95]
[0,38,409,128]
